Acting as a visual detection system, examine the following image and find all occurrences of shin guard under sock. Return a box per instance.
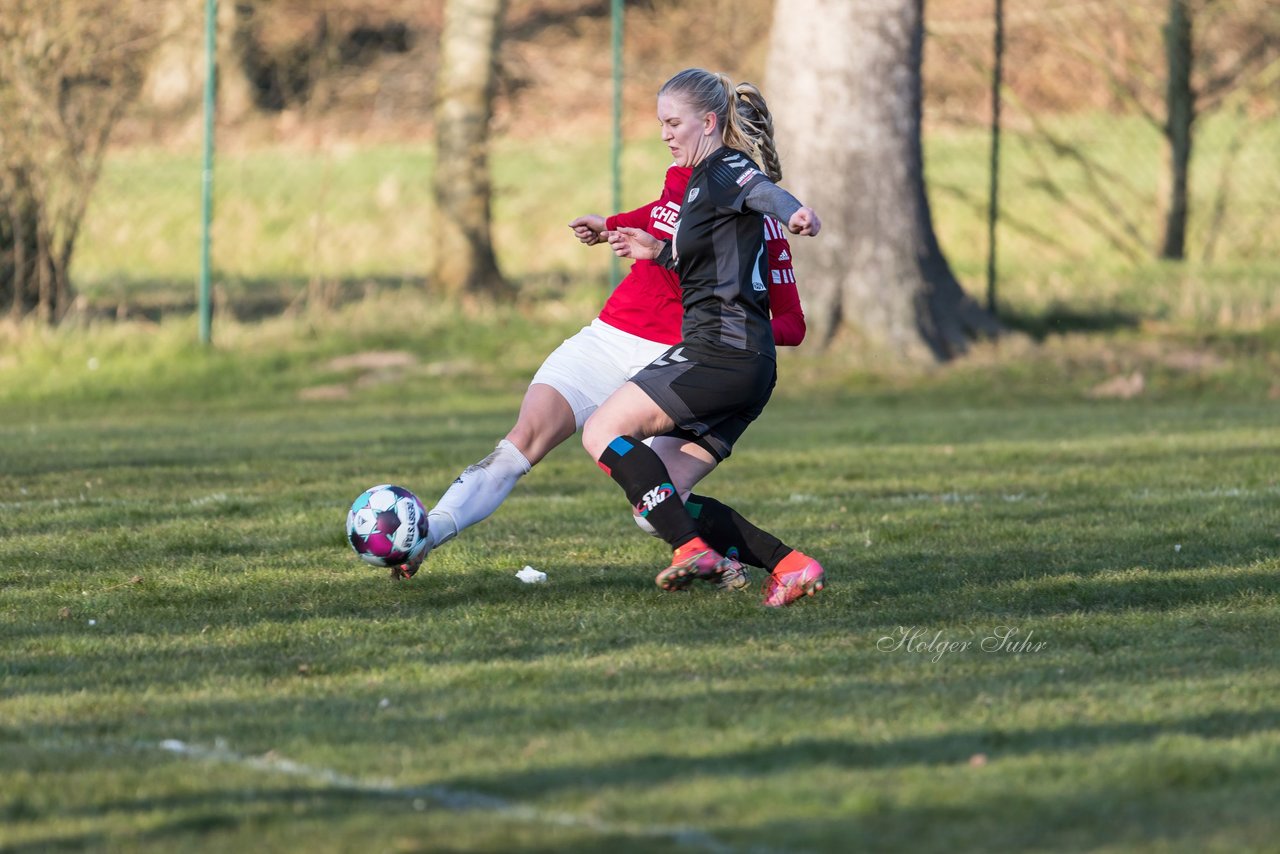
[597,435,699,548]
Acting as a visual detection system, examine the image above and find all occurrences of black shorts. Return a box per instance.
[630,341,776,462]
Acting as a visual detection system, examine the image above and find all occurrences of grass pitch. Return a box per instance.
[2,295,1279,852]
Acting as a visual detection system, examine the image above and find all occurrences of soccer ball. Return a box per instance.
[346,484,429,568]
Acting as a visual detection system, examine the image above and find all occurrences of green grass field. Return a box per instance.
[6,111,1280,850]
[3,289,1279,851]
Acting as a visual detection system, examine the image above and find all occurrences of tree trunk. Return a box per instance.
[767,0,999,361]
[1,188,40,319]
[1160,0,1193,261]
[1,170,71,322]
[433,0,511,298]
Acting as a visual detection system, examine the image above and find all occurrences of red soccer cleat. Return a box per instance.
[762,551,825,607]
[655,539,741,591]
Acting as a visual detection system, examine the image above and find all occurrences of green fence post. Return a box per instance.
[199,0,218,345]
[610,0,623,289]
[986,0,1003,316]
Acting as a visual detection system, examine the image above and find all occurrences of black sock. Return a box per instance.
[686,493,792,570]
[597,436,699,548]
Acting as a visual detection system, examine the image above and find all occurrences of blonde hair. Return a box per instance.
[659,68,782,181]
[734,82,782,182]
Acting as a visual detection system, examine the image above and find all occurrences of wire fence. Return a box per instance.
[71,0,1280,326]
[924,0,1280,320]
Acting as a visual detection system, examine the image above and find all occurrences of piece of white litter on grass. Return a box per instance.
[88,619,96,626]
[516,566,547,584]
[1174,544,1182,552]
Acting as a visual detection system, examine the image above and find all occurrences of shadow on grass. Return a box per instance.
[2,833,109,854]
[997,305,1142,340]
[26,784,707,854]
[738,774,1280,853]
[848,487,1280,621]
[13,747,1274,853]
[861,553,1280,621]
[77,271,585,324]
[78,276,425,324]
[437,707,1280,799]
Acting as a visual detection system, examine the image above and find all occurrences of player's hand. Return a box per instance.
[568,214,607,245]
[608,226,663,261]
[788,207,821,237]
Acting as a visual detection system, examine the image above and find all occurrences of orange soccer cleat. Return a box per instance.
[762,551,825,607]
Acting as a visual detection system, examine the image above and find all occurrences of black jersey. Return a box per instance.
[668,147,776,357]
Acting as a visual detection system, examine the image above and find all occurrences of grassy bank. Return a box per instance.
[76,113,1280,328]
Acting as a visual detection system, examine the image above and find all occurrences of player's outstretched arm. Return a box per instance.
[568,214,607,245]
[788,207,821,237]
[607,226,664,261]
[744,180,821,238]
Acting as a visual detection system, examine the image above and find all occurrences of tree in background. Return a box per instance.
[0,1,160,322]
[1160,0,1280,260]
[971,0,1280,265]
[1161,0,1194,260]
[432,0,510,298]
[767,0,1000,361]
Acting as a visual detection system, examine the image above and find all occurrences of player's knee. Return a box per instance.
[581,416,610,460]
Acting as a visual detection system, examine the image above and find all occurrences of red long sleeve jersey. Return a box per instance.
[598,165,805,347]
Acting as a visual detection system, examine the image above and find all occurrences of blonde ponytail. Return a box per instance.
[715,74,756,156]
[734,82,782,182]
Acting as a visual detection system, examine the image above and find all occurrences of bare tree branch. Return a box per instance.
[0,0,160,321]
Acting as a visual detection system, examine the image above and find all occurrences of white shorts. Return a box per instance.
[530,318,670,430]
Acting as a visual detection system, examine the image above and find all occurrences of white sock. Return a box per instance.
[427,439,532,548]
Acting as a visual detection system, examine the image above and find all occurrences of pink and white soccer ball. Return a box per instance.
[346,484,429,568]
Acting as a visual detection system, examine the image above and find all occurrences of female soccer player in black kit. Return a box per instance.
[585,68,825,607]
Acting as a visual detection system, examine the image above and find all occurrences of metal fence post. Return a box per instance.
[986,0,1004,316]
[610,0,623,289]
[199,0,218,345]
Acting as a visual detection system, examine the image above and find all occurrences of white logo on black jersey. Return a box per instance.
[751,246,767,292]
[724,155,749,168]
[687,188,700,203]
